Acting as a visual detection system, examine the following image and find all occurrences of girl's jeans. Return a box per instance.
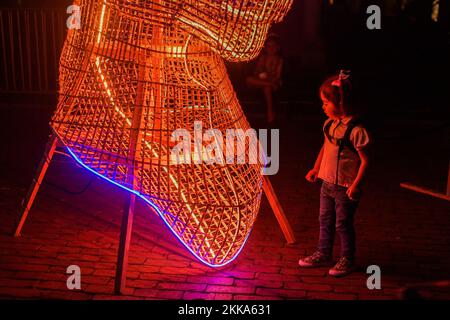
[318,181,359,260]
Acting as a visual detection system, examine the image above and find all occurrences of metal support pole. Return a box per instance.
[14,134,58,237]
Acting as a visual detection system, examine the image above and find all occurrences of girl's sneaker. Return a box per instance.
[298,251,333,268]
[328,257,356,277]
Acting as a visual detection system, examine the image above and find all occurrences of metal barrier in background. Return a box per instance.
[0,8,67,94]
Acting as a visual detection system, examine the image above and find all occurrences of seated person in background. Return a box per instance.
[246,35,283,123]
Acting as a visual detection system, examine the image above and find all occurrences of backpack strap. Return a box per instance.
[323,119,334,144]
[339,119,362,154]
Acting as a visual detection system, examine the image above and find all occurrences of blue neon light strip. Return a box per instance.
[64,143,252,268]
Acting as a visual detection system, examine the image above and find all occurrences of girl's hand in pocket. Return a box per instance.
[305,169,318,183]
[346,184,361,201]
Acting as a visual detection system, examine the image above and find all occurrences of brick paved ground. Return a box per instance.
[1,109,449,300]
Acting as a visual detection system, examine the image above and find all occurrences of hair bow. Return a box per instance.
[332,70,351,87]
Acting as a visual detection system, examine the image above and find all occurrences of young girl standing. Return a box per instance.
[299,71,370,277]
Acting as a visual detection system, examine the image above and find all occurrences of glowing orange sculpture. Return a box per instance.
[50,0,293,266]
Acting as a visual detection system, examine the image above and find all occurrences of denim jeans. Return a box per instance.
[318,181,359,259]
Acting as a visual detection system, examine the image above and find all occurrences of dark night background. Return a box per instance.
[1,0,449,186]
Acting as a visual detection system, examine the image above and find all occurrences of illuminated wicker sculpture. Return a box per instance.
[18,0,293,269]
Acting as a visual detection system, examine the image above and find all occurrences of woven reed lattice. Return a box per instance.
[51,0,292,266]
